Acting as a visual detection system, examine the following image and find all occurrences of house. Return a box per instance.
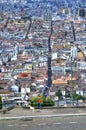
[76,88,86,97]
[52,66,65,76]
[52,78,67,85]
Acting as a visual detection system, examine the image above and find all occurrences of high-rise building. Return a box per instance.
[62,8,73,15]
[43,7,52,22]
[71,46,77,60]
[78,8,85,17]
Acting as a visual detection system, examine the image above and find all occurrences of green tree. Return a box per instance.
[73,93,84,100]
[55,89,62,100]
[65,93,70,98]
[30,96,38,107]
[0,96,2,109]
[45,97,54,106]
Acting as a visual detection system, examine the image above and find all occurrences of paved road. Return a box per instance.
[1,107,86,118]
[1,116,86,130]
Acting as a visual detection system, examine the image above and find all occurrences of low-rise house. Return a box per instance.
[76,88,86,97]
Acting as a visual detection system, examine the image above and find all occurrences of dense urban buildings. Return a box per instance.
[0,0,86,107]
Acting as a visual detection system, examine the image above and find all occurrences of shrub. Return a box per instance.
[55,89,62,100]
[45,97,54,106]
[30,96,38,107]
[40,95,46,105]
[65,94,71,98]
[30,95,54,107]
[73,93,84,100]
[0,96,2,109]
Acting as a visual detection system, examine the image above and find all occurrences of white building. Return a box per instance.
[71,46,77,60]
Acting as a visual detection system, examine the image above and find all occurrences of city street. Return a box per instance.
[1,116,86,130]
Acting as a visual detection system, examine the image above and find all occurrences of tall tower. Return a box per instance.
[71,46,77,60]
[78,8,85,17]
[43,7,52,22]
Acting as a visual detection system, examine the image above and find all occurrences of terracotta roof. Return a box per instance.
[52,75,77,85]
[52,79,67,85]
[66,76,77,81]
[17,72,31,78]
